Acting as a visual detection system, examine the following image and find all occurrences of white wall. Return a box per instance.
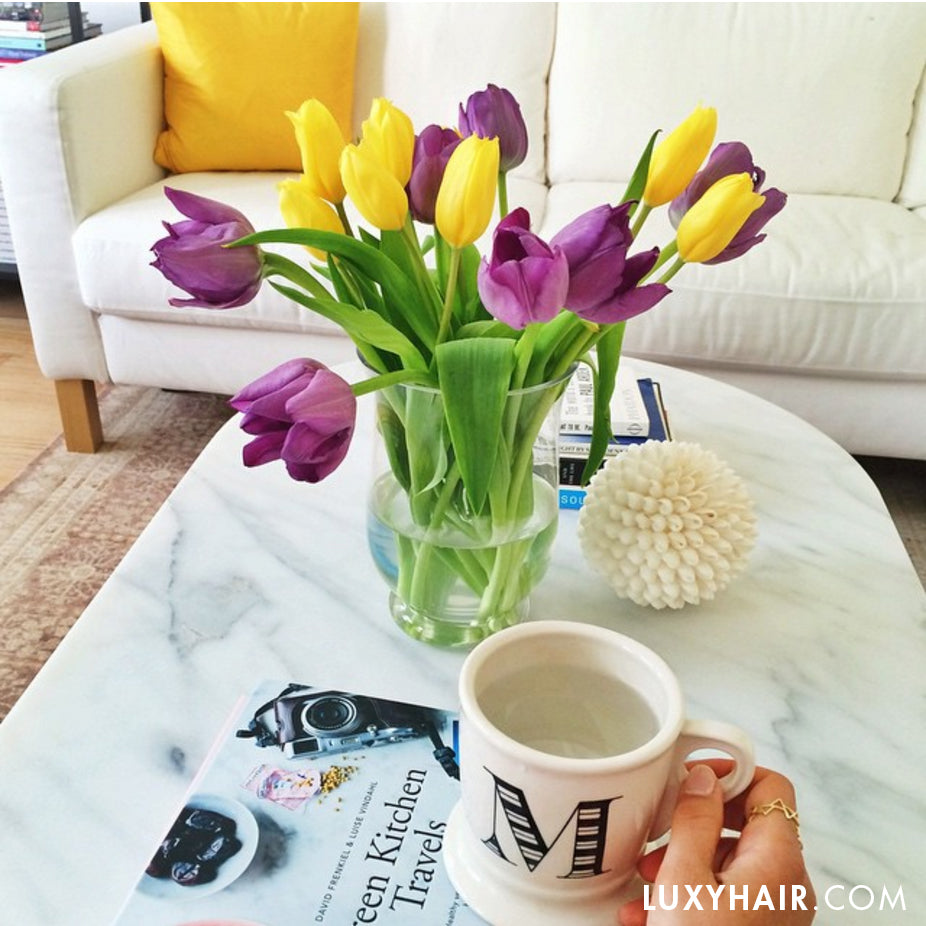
[83,2,147,36]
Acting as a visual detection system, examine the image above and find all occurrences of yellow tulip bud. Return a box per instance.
[286,99,347,204]
[434,134,500,249]
[643,105,718,207]
[360,98,416,186]
[676,173,765,264]
[339,143,409,231]
[278,177,345,260]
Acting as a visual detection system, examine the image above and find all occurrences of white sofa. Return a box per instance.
[1,2,925,459]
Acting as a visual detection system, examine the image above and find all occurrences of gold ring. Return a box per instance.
[747,798,801,843]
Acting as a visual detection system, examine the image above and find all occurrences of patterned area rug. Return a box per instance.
[0,386,233,719]
[0,389,923,721]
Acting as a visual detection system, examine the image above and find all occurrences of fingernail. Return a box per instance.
[683,764,718,796]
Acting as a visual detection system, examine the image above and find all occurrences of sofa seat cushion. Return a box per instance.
[72,173,549,335]
[539,183,926,381]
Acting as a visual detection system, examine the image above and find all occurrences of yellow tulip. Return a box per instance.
[643,105,718,207]
[285,99,347,204]
[676,173,765,263]
[339,143,409,231]
[278,178,345,260]
[360,98,415,186]
[434,134,500,249]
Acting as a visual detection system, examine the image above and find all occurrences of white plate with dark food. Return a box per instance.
[138,793,259,899]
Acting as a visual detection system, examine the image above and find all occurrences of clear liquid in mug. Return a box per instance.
[478,664,660,759]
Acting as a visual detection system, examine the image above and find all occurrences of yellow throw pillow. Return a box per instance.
[151,2,359,173]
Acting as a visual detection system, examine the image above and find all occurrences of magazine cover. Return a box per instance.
[113,680,483,925]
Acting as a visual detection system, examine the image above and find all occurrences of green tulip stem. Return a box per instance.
[436,247,462,345]
[658,256,686,284]
[646,239,679,279]
[631,203,652,239]
[497,170,510,218]
[335,202,355,238]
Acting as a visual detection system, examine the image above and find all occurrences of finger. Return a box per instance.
[722,767,797,833]
[657,763,724,882]
[617,896,647,926]
[738,771,802,855]
[636,844,667,883]
[687,760,786,832]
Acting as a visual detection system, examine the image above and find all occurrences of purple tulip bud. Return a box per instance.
[669,142,787,265]
[406,125,462,224]
[551,203,670,324]
[230,359,356,483]
[477,208,569,330]
[151,187,263,309]
[458,84,528,173]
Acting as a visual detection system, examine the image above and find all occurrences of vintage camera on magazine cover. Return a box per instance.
[239,686,437,759]
[277,689,431,759]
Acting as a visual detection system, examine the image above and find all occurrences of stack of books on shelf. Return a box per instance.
[558,360,672,510]
[0,178,16,268]
[0,2,101,66]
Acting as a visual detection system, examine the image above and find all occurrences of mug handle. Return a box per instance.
[648,718,756,839]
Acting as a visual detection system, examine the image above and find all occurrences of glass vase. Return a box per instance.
[366,368,574,647]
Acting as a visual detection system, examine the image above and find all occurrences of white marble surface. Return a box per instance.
[0,360,923,924]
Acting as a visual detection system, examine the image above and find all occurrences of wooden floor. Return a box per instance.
[0,278,64,490]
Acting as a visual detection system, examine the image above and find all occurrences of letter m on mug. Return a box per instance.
[481,770,621,878]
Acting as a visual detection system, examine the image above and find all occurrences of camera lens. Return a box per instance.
[303,696,357,732]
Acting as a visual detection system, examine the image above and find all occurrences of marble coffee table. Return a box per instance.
[0,360,923,925]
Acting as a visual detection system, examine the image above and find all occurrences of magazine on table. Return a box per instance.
[112,679,484,925]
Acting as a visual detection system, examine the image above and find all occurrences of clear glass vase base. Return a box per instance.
[388,591,530,648]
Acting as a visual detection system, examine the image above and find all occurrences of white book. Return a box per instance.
[560,361,649,437]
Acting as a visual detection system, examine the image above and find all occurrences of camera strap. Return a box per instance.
[236,682,304,748]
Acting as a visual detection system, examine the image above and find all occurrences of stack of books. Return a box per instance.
[0,178,15,268]
[558,361,672,510]
[0,2,101,66]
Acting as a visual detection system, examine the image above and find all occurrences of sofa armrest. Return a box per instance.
[0,21,165,383]
[899,62,926,209]
[0,21,166,221]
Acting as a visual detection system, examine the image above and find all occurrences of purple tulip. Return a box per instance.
[407,124,462,224]
[151,187,263,309]
[230,359,357,483]
[458,84,528,173]
[477,208,569,329]
[669,142,787,265]
[551,203,670,324]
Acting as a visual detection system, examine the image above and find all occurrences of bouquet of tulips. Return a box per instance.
[152,86,785,643]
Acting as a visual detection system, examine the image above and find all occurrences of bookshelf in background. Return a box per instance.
[0,3,101,65]
[0,177,15,279]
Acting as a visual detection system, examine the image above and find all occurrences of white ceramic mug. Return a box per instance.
[443,621,755,926]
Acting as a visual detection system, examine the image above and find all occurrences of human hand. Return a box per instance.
[618,761,815,925]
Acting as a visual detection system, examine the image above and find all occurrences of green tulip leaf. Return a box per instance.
[239,228,438,349]
[436,338,516,513]
[621,130,660,212]
[269,281,427,371]
[580,323,626,484]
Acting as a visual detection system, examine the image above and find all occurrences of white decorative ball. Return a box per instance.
[577,441,757,609]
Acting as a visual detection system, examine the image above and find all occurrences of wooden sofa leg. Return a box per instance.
[54,379,103,452]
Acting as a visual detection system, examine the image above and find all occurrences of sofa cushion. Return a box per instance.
[539,182,926,379]
[548,3,926,200]
[150,2,359,173]
[352,2,555,185]
[72,173,549,336]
